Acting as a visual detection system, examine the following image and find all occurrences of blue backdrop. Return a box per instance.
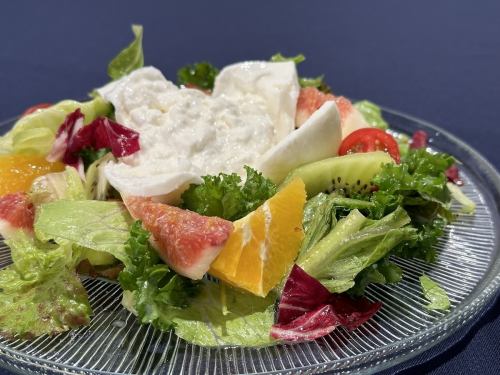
[0,1,499,374]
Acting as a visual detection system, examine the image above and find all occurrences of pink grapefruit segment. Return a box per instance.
[0,192,35,238]
[124,197,233,280]
[295,87,369,138]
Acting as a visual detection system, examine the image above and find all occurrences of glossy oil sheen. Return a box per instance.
[0,108,499,374]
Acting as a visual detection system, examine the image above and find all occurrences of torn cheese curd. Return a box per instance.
[97,62,299,201]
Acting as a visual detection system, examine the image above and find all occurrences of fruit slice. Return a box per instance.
[0,154,64,196]
[258,101,342,184]
[0,192,35,238]
[209,177,306,297]
[296,87,369,138]
[124,197,233,280]
[282,151,394,198]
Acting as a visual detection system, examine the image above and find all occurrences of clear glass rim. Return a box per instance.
[0,106,499,375]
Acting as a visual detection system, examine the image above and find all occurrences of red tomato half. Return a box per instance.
[338,128,401,163]
[21,103,52,117]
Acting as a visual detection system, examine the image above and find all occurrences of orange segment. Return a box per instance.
[209,177,306,297]
[0,155,64,195]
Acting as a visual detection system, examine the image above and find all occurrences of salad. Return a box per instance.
[0,25,476,346]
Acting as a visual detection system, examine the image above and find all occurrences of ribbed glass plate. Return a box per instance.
[0,107,499,375]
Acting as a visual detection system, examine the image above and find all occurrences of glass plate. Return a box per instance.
[0,107,499,375]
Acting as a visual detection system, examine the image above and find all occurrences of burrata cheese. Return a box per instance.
[97,62,299,200]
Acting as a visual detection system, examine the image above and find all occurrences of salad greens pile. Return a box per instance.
[0,24,471,345]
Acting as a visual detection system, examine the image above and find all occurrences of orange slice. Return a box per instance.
[209,177,306,297]
[0,155,64,195]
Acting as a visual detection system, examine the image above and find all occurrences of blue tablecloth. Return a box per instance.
[0,1,498,374]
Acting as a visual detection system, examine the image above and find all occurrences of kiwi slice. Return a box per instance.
[84,153,115,200]
[281,151,394,198]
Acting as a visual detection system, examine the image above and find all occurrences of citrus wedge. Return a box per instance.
[209,177,306,297]
[0,154,64,196]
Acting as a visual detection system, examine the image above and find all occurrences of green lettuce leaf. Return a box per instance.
[0,97,111,155]
[118,221,199,330]
[34,200,133,264]
[354,100,389,130]
[30,166,86,206]
[298,193,337,260]
[173,281,276,346]
[177,62,219,90]
[107,24,144,80]
[298,207,416,292]
[420,274,450,310]
[349,258,403,296]
[181,166,276,221]
[0,233,91,338]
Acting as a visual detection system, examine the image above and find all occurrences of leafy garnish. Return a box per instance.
[420,274,450,310]
[299,193,337,257]
[30,166,87,206]
[354,100,389,130]
[349,258,403,296]
[270,52,331,92]
[373,149,454,206]
[0,233,91,338]
[365,149,454,263]
[107,24,144,80]
[181,166,276,221]
[177,62,219,91]
[270,52,305,64]
[271,265,381,342]
[34,200,133,264]
[298,207,416,293]
[118,222,199,330]
[173,281,276,346]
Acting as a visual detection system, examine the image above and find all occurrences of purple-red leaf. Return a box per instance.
[329,294,382,330]
[445,164,463,186]
[410,130,428,149]
[272,265,382,342]
[47,110,140,170]
[68,117,140,159]
[277,264,331,324]
[47,109,85,166]
[271,304,341,342]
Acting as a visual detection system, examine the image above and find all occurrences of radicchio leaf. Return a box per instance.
[271,304,341,342]
[46,109,84,166]
[48,110,140,173]
[329,294,382,330]
[410,130,428,149]
[272,265,381,342]
[68,117,140,158]
[445,164,463,186]
[277,264,331,324]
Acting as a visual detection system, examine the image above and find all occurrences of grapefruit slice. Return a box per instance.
[124,197,233,280]
[209,177,306,297]
[0,192,35,238]
[295,87,370,139]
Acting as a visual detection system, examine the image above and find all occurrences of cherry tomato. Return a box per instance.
[21,103,52,117]
[338,128,401,163]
